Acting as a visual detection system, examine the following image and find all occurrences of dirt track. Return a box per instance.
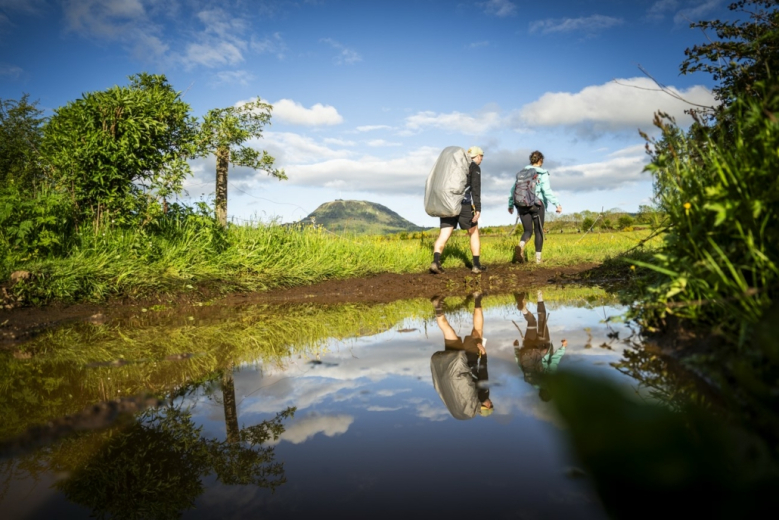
[0,262,603,349]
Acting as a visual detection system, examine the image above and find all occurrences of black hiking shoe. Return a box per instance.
[472,264,487,274]
[429,262,444,274]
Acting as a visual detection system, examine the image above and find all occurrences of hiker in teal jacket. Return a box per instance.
[508,151,562,264]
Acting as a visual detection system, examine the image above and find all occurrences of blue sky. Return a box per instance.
[0,0,731,227]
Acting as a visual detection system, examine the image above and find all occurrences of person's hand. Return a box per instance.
[477,342,486,355]
[555,205,562,214]
[508,207,514,215]
[472,211,480,223]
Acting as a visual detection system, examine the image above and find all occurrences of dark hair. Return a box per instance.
[529,151,544,165]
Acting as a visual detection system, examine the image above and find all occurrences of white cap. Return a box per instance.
[467,146,484,158]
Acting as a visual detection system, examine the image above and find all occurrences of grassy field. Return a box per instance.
[2,219,660,306]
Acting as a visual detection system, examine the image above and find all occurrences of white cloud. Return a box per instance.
[269,144,440,195]
[0,0,46,12]
[271,99,344,126]
[480,0,516,17]
[261,131,351,164]
[185,40,244,67]
[273,413,354,445]
[550,152,651,192]
[469,41,490,48]
[212,70,254,87]
[323,138,356,146]
[646,0,679,20]
[609,144,647,157]
[404,109,503,135]
[520,77,716,135]
[321,37,362,65]
[356,125,392,132]
[64,0,147,39]
[366,139,402,147]
[0,64,23,79]
[251,32,287,60]
[529,15,624,35]
[674,0,723,25]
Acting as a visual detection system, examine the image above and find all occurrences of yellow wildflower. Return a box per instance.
[683,202,691,210]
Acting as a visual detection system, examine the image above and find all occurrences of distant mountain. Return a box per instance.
[299,200,427,235]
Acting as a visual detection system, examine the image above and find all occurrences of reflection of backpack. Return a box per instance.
[430,350,480,420]
[424,147,471,217]
[513,168,541,207]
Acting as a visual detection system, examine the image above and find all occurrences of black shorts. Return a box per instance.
[440,203,476,230]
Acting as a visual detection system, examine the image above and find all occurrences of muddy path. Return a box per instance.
[0,262,605,349]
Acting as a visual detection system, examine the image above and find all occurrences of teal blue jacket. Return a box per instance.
[508,166,560,210]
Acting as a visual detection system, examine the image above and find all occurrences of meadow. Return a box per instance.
[2,215,658,306]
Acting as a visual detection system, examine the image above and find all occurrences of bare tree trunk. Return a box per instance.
[215,145,229,227]
[222,366,240,444]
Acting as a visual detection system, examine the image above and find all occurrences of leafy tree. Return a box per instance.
[41,73,198,228]
[197,98,285,227]
[581,217,595,232]
[0,94,45,190]
[681,1,779,116]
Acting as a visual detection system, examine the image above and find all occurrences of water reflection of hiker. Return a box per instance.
[429,292,494,420]
[430,146,487,275]
[513,291,567,402]
[508,151,562,264]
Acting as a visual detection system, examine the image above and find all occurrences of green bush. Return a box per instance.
[630,84,779,344]
[0,183,75,262]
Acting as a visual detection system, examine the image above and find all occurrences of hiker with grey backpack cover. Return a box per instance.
[508,150,562,264]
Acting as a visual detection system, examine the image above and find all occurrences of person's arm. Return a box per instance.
[471,164,482,213]
[508,181,516,213]
[538,172,561,212]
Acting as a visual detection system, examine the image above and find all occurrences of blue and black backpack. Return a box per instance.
[513,167,541,207]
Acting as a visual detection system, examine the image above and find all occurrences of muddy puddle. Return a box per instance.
[0,287,700,519]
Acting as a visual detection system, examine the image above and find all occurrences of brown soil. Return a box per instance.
[0,262,602,349]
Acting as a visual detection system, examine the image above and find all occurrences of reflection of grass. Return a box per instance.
[0,285,616,441]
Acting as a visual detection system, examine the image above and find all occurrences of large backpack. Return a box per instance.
[424,146,471,218]
[513,167,541,207]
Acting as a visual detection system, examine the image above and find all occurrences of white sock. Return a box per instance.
[536,252,542,263]
[519,241,525,249]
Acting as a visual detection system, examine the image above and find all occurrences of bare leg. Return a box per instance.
[468,225,481,257]
[434,226,454,254]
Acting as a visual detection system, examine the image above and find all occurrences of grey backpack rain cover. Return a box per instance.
[430,350,480,420]
[424,146,471,218]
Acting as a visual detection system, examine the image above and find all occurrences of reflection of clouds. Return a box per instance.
[412,401,450,422]
[272,413,354,445]
[366,406,403,412]
[376,389,412,397]
[233,303,636,428]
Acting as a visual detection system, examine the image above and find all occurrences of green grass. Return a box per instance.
[2,217,660,306]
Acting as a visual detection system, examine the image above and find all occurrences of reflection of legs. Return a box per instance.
[436,315,459,342]
[537,295,549,344]
[431,296,459,342]
[471,293,484,340]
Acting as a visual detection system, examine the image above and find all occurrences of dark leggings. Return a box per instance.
[518,204,545,252]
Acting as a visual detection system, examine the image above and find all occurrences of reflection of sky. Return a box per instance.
[186,300,636,519]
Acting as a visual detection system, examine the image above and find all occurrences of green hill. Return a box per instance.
[300,200,427,235]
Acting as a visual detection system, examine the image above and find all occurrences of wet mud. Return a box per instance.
[0,262,600,350]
